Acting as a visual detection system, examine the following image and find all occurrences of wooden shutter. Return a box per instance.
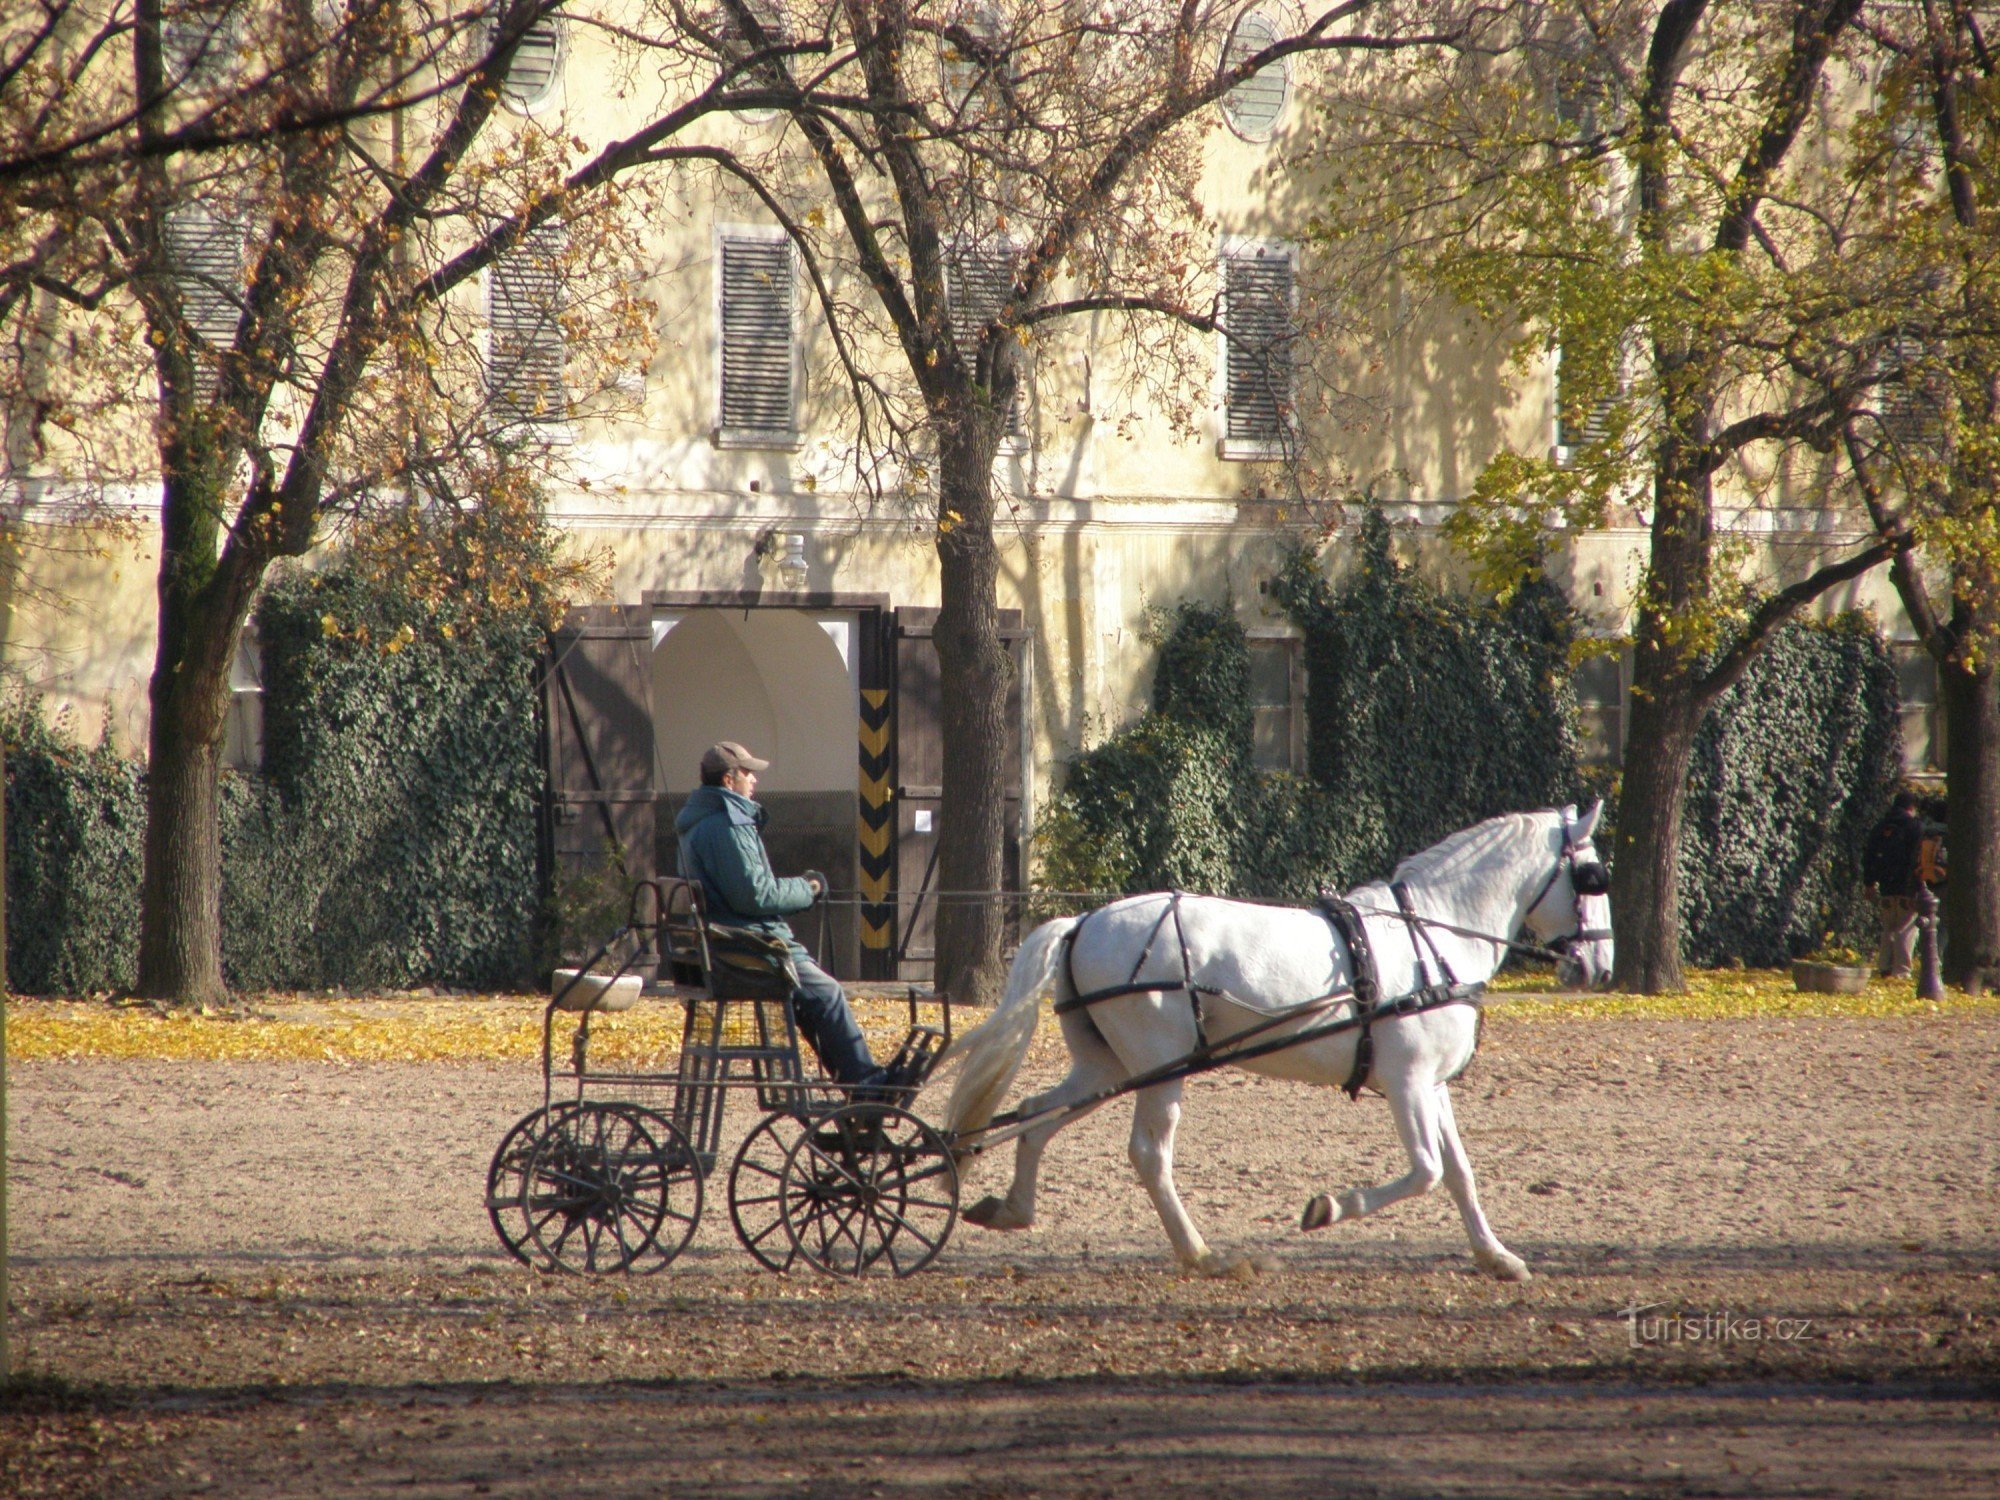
[1879,333,1947,451]
[1223,247,1294,444]
[719,235,795,437]
[545,605,656,890]
[163,2,236,87]
[1220,10,1287,138]
[947,243,1024,435]
[489,223,567,425]
[1554,342,1619,454]
[498,15,564,107]
[163,203,241,347]
[891,606,1026,981]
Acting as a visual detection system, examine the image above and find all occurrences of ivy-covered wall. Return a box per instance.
[1679,616,1901,966]
[1036,514,1590,905]
[1275,513,1591,883]
[1,702,145,994]
[1035,512,1902,970]
[4,567,544,994]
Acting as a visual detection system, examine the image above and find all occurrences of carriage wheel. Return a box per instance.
[612,1104,707,1275]
[777,1105,958,1279]
[523,1102,703,1274]
[484,1103,577,1265]
[728,1112,810,1273]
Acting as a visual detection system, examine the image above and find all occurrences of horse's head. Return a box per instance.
[1526,802,1615,990]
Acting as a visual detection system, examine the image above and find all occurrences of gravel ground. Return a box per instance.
[5,1006,1998,1496]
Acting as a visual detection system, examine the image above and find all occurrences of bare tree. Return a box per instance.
[2,0,780,1002]
[628,0,1500,1001]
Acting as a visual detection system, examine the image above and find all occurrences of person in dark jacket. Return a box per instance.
[1862,791,1926,977]
[675,741,881,1085]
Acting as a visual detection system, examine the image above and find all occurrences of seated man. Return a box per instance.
[674,741,882,1086]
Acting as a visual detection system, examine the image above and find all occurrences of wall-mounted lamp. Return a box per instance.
[779,532,809,592]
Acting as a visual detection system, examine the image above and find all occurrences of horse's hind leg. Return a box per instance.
[1128,1078,1218,1271]
[1434,1085,1530,1282]
[961,1019,1120,1233]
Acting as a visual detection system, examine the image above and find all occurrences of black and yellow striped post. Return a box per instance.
[858,687,894,967]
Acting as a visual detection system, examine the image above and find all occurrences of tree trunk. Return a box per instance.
[1611,662,1699,993]
[1609,431,1714,994]
[1938,624,2000,985]
[138,689,229,1004]
[929,419,1011,1007]
[136,436,245,1005]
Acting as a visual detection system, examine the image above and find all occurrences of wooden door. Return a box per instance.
[544,604,656,893]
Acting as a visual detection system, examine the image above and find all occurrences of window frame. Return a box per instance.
[1218,7,1290,143]
[1245,628,1306,775]
[493,8,565,113]
[1217,235,1298,461]
[485,221,571,436]
[713,223,802,451]
[946,236,1028,451]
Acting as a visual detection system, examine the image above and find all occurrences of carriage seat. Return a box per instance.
[655,878,800,1003]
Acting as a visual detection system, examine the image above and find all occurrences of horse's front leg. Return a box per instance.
[1128,1078,1221,1272]
[1300,1068,1445,1232]
[1433,1083,1530,1281]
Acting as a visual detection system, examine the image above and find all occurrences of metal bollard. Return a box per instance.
[1915,883,1947,1001]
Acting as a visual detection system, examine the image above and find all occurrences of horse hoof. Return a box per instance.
[963,1195,1030,1231]
[1477,1250,1533,1282]
[1300,1194,1335,1233]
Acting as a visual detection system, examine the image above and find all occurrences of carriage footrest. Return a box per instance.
[882,1024,947,1092]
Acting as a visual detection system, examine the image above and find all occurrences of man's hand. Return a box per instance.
[802,869,828,901]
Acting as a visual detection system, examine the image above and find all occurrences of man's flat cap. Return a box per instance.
[702,741,771,776]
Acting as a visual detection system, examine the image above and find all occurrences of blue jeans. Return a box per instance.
[787,942,877,1084]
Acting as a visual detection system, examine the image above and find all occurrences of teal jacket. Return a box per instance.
[674,784,814,938]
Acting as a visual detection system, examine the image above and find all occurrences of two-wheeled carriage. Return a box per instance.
[485,878,963,1278]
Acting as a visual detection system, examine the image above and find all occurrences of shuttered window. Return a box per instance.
[1220,9,1288,141]
[163,2,236,88]
[716,0,790,117]
[1878,333,1948,453]
[947,243,1024,438]
[494,10,564,109]
[718,233,796,442]
[1553,340,1632,462]
[1222,244,1294,453]
[487,223,567,428]
[163,202,242,348]
[1553,342,1618,458]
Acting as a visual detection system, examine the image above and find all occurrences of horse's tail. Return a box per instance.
[939,915,1080,1136]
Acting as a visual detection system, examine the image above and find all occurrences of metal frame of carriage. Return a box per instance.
[485,877,972,1279]
[483,873,1530,1280]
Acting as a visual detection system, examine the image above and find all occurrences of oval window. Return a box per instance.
[497,13,564,111]
[1220,9,1288,142]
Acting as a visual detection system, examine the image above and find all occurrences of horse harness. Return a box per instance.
[1049,887,1485,1102]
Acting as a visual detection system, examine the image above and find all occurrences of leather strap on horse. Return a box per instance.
[1316,894,1379,1100]
[1053,892,1216,1027]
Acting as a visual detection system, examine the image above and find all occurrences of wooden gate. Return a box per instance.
[886,606,1028,983]
[543,604,656,892]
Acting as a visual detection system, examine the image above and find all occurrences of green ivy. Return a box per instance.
[1678,615,1901,966]
[1036,513,1901,971]
[234,570,544,990]
[4,568,545,995]
[1276,511,1589,884]
[1,696,144,994]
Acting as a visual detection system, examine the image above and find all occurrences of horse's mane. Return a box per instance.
[1387,811,1546,888]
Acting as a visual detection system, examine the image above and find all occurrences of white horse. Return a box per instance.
[939,804,1614,1281]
